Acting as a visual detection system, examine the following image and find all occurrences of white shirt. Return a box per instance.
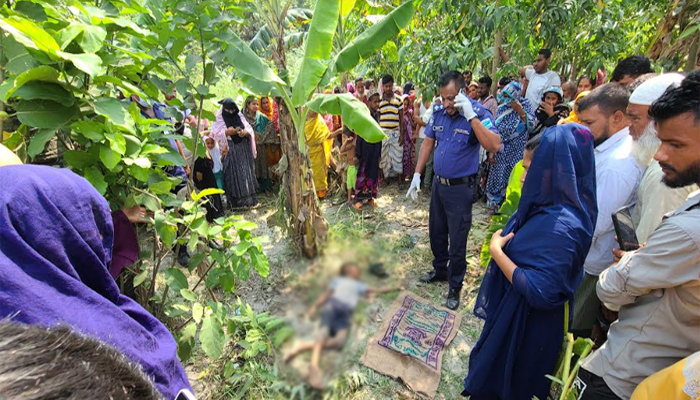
[525,68,561,108]
[584,128,643,276]
[418,101,428,139]
[632,160,698,243]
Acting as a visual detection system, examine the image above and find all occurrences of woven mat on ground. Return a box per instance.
[360,291,462,398]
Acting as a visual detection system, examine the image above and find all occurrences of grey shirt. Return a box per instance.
[329,277,368,309]
[582,190,700,399]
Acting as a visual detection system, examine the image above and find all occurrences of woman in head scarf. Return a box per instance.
[243,96,271,192]
[532,86,571,136]
[0,165,193,400]
[258,96,282,170]
[463,124,598,400]
[304,110,332,199]
[559,90,590,125]
[193,135,225,221]
[213,97,258,209]
[485,80,535,212]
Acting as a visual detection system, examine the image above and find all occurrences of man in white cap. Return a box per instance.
[624,73,698,244]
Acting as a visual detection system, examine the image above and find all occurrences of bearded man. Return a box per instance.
[626,73,698,243]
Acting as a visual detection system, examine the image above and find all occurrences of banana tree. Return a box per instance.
[221,0,414,257]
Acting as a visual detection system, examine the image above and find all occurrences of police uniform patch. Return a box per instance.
[481,118,495,130]
[454,128,469,135]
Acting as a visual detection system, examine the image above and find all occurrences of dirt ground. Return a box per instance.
[189,182,492,399]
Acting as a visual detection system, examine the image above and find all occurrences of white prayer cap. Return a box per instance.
[629,73,684,106]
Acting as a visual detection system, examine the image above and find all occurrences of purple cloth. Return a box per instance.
[110,210,139,279]
[0,165,192,400]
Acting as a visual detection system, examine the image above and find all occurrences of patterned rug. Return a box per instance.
[360,291,462,398]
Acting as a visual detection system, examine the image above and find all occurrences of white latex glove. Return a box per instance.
[406,173,421,201]
[454,93,477,120]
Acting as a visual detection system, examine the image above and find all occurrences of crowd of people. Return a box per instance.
[0,47,698,400]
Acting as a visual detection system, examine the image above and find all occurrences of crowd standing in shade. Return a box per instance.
[1,45,699,400]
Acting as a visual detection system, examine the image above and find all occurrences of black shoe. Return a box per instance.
[177,246,190,267]
[419,270,448,284]
[445,288,461,310]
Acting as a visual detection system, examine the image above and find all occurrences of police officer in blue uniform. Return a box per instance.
[407,70,501,310]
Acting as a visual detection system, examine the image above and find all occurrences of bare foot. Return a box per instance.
[353,202,363,211]
[307,366,325,389]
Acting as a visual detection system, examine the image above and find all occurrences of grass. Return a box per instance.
[196,184,491,399]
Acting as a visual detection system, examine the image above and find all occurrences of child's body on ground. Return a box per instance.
[284,263,400,389]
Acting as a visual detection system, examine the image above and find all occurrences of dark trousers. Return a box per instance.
[575,369,622,400]
[429,177,474,291]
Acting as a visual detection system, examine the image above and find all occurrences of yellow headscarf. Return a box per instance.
[258,97,273,121]
[560,91,590,124]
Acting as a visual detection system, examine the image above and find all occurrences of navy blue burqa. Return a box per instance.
[463,124,597,400]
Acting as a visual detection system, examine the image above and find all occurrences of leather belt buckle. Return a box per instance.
[438,176,449,186]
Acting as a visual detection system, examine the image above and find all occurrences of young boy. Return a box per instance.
[285,262,400,389]
[339,127,357,205]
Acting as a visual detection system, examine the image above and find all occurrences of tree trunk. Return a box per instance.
[490,29,503,95]
[277,104,326,258]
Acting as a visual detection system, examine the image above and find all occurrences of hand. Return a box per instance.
[221,147,228,157]
[225,127,236,136]
[455,93,477,120]
[185,165,191,175]
[352,157,358,165]
[121,205,149,224]
[406,172,421,201]
[540,102,555,117]
[488,153,496,165]
[510,99,524,115]
[612,248,626,263]
[307,306,318,320]
[489,229,514,254]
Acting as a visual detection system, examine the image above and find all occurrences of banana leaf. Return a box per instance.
[291,0,340,107]
[333,1,414,73]
[306,93,385,143]
[479,161,524,268]
[221,31,286,97]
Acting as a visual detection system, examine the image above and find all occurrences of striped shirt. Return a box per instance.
[378,94,403,131]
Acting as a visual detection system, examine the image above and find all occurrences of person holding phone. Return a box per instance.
[576,70,700,400]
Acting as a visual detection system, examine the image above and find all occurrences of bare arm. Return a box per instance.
[367,286,402,295]
[471,118,501,153]
[308,289,332,316]
[414,137,434,175]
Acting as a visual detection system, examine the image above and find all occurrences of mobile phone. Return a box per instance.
[175,389,197,400]
[612,206,640,251]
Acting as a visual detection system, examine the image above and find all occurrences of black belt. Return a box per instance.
[435,174,476,186]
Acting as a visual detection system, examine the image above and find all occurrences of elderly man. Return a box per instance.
[571,83,643,336]
[576,70,700,400]
[407,70,500,310]
[625,73,697,244]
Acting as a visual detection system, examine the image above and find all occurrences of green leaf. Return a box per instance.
[64,149,96,169]
[291,0,340,106]
[71,121,105,141]
[155,211,177,246]
[204,62,216,83]
[165,268,189,291]
[79,24,107,53]
[200,314,225,359]
[333,1,414,73]
[12,81,75,106]
[92,98,135,133]
[105,132,127,155]
[382,41,398,62]
[99,145,121,170]
[219,270,235,292]
[180,288,197,302]
[59,25,84,49]
[0,15,60,54]
[249,249,269,278]
[306,94,386,143]
[15,1,47,21]
[84,166,107,195]
[340,0,357,16]
[27,129,54,158]
[93,76,148,100]
[5,65,60,99]
[3,35,39,75]
[272,326,294,347]
[15,100,79,129]
[133,268,149,288]
[181,321,197,342]
[221,32,285,97]
[192,302,204,323]
[55,51,102,77]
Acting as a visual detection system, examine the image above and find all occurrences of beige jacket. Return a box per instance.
[582,191,700,399]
